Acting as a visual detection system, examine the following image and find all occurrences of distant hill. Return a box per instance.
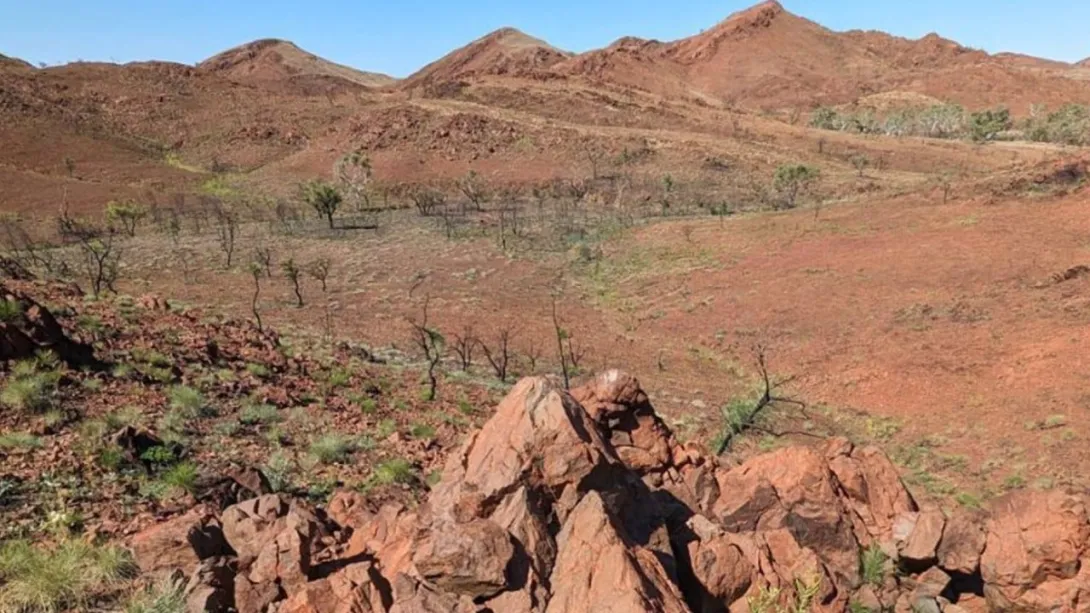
[0,52,33,70]
[402,27,571,88]
[198,39,396,91]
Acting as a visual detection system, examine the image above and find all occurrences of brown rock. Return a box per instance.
[327,490,373,530]
[279,562,389,613]
[981,490,1090,610]
[130,506,231,573]
[900,507,945,567]
[412,518,515,599]
[342,503,418,582]
[573,370,674,474]
[184,556,236,613]
[221,494,292,561]
[683,514,753,608]
[936,511,985,574]
[914,566,951,599]
[545,492,690,613]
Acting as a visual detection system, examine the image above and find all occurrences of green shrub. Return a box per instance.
[325,367,351,390]
[772,164,819,210]
[139,446,177,467]
[167,385,208,417]
[0,432,42,450]
[373,459,415,486]
[0,540,134,612]
[1025,104,1090,145]
[160,462,199,495]
[375,419,397,440]
[969,107,1012,142]
[0,299,22,323]
[860,544,888,586]
[1,359,61,413]
[124,574,186,613]
[308,434,355,465]
[409,423,436,440]
[239,403,281,426]
[264,451,296,493]
[245,363,271,379]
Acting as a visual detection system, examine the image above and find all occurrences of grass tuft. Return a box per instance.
[0,540,135,612]
[0,432,42,450]
[308,434,356,465]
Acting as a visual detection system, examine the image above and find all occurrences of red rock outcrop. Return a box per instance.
[130,370,1090,613]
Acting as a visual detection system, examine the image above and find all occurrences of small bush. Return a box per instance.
[0,299,22,323]
[1,359,61,413]
[264,451,295,493]
[160,462,199,495]
[156,411,189,444]
[167,385,208,417]
[969,107,1012,142]
[239,403,281,426]
[245,363,271,379]
[0,540,135,612]
[409,423,436,440]
[375,419,397,440]
[0,432,42,450]
[860,544,888,586]
[308,434,355,465]
[124,574,186,613]
[139,445,177,467]
[325,367,351,390]
[373,459,415,486]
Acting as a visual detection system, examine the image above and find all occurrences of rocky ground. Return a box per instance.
[4,265,1090,612]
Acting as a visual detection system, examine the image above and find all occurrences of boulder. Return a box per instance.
[899,507,945,568]
[981,490,1090,610]
[545,492,690,613]
[412,518,515,599]
[279,562,389,613]
[936,511,986,574]
[130,506,231,573]
[184,556,236,613]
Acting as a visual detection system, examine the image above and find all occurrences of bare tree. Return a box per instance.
[523,338,543,374]
[57,213,122,297]
[63,156,76,178]
[254,246,274,278]
[450,325,477,371]
[551,297,572,389]
[480,328,515,383]
[248,262,264,331]
[714,344,807,456]
[408,295,444,401]
[582,142,606,180]
[850,154,870,178]
[458,171,490,212]
[281,258,303,307]
[213,203,239,268]
[410,187,445,217]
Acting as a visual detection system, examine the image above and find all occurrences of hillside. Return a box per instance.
[198,38,397,91]
[402,27,571,89]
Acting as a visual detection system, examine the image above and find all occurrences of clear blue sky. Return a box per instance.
[3,0,1089,77]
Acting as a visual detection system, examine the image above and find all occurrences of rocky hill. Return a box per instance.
[402,27,571,89]
[198,39,397,93]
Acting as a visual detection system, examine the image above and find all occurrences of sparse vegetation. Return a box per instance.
[0,540,134,613]
[309,434,356,464]
[772,164,819,210]
[860,544,888,586]
[303,180,344,229]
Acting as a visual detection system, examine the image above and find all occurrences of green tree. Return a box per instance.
[303,181,343,229]
[772,164,820,210]
[969,107,1012,142]
[105,200,147,237]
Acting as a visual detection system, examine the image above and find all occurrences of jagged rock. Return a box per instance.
[412,518,515,599]
[899,507,945,568]
[936,511,986,574]
[279,562,389,613]
[680,514,753,610]
[826,439,917,542]
[572,369,673,473]
[545,492,690,613]
[713,446,862,588]
[130,506,231,573]
[341,503,418,583]
[0,284,96,366]
[981,490,1090,611]
[914,566,951,599]
[184,556,236,613]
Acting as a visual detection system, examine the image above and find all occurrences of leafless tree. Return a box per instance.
[410,187,445,217]
[254,246,274,278]
[248,262,263,331]
[523,338,543,374]
[57,212,122,297]
[551,297,572,389]
[212,203,239,268]
[450,325,477,371]
[281,258,303,307]
[458,170,490,212]
[408,295,444,401]
[480,328,515,383]
[582,142,606,180]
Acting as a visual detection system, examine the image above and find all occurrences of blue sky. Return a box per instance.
[3,0,1089,77]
